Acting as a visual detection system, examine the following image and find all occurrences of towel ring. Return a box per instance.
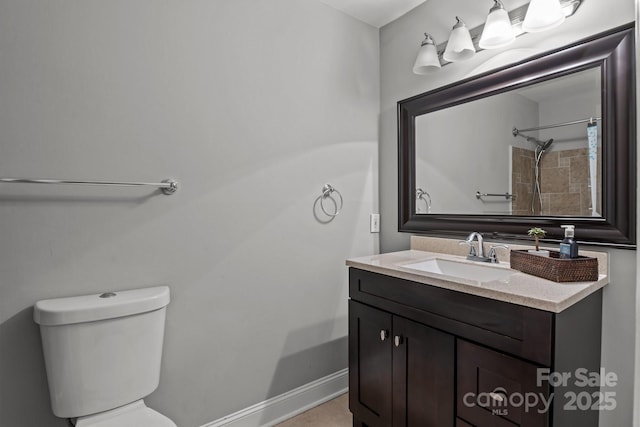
[320,184,343,217]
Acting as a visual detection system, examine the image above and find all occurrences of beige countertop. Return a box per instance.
[346,245,609,313]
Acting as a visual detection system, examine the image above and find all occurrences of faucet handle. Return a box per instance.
[459,240,477,257]
[488,244,509,263]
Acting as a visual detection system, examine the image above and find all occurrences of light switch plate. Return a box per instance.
[370,214,380,233]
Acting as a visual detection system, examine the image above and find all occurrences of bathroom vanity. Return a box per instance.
[347,242,608,427]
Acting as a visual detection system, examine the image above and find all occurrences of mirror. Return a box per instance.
[415,68,601,216]
[399,24,636,247]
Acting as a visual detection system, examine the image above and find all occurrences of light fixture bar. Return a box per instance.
[434,0,581,66]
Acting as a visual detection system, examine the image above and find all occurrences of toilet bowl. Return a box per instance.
[74,400,176,427]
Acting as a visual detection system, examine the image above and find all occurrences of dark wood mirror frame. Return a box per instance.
[398,24,636,248]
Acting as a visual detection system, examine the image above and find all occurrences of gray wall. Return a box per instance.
[0,1,379,426]
[538,89,601,151]
[379,0,636,425]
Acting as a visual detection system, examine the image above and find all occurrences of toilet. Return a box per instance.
[34,286,176,427]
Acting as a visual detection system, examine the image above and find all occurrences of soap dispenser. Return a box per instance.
[559,225,578,259]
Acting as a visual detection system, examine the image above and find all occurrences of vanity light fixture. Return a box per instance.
[522,0,565,32]
[413,33,441,74]
[479,0,515,50]
[412,0,582,74]
[443,17,476,62]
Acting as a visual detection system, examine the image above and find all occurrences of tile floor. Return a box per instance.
[275,393,351,426]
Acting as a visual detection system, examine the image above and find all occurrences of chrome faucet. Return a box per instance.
[460,232,487,260]
[459,232,509,263]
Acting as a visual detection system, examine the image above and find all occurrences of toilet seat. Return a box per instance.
[74,400,176,427]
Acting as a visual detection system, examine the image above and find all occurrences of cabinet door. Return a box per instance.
[392,316,455,427]
[457,339,549,427]
[349,301,393,426]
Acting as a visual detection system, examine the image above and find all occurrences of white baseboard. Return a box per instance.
[202,368,349,427]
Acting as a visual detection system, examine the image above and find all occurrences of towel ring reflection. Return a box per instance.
[320,184,343,217]
[416,188,431,213]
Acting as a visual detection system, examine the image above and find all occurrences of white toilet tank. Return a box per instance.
[33,286,170,419]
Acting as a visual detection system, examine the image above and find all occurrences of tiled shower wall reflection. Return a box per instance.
[511,147,601,216]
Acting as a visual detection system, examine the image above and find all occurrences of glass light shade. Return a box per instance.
[443,18,476,62]
[479,1,516,50]
[413,34,441,74]
[522,0,565,33]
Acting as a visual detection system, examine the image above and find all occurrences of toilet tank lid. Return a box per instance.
[33,286,170,326]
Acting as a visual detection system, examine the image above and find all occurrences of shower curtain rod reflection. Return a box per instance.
[513,117,601,136]
[0,177,179,195]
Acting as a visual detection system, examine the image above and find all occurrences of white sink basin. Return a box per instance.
[402,258,515,282]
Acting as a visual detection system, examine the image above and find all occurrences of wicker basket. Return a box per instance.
[510,249,599,282]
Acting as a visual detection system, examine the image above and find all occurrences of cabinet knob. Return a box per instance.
[394,335,403,347]
[380,329,389,341]
[489,391,506,403]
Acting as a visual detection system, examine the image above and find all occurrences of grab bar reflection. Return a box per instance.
[476,191,514,200]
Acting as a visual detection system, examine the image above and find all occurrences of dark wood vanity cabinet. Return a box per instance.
[456,339,549,427]
[348,268,603,427]
[349,300,454,427]
[349,300,393,426]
